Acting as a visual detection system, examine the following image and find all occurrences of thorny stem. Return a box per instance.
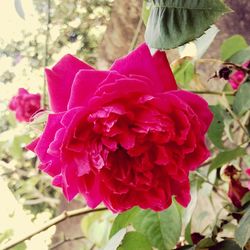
[2,207,107,250]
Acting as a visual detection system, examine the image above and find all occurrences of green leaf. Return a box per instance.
[208,105,226,149]
[103,228,127,250]
[142,0,152,25]
[233,82,250,116]
[14,0,25,19]
[183,179,198,227]
[209,240,241,250]
[175,246,195,250]
[133,202,182,250]
[235,206,250,248]
[118,232,152,250]
[172,58,195,86]
[229,47,250,64]
[0,229,13,244]
[81,210,115,247]
[208,147,246,174]
[196,238,216,248]
[12,242,26,250]
[110,207,140,238]
[145,0,230,49]
[220,35,248,61]
[184,221,192,245]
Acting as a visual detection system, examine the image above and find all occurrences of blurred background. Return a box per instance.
[0,0,249,249]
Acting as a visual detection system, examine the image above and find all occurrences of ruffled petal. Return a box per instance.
[171,90,213,133]
[46,54,93,112]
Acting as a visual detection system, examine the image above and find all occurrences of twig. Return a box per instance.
[194,171,229,201]
[129,16,144,52]
[190,90,235,96]
[221,93,249,137]
[49,235,86,250]
[43,0,51,108]
[2,207,107,250]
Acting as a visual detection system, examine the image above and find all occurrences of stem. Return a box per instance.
[2,207,107,250]
[190,90,235,96]
[194,171,229,201]
[49,235,86,250]
[129,16,143,52]
[221,93,249,137]
[43,0,51,108]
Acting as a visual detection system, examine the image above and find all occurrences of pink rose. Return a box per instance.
[228,60,250,89]
[8,88,41,122]
[27,44,212,212]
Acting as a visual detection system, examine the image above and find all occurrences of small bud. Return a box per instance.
[219,67,232,80]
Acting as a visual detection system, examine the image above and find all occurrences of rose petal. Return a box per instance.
[171,90,213,133]
[68,70,110,109]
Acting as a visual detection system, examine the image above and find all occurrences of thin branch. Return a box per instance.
[221,93,249,137]
[194,171,229,201]
[49,235,86,250]
[43,0,51,108]
[190,90,235,96]
[2,207,107,250]
[129,16,144,52]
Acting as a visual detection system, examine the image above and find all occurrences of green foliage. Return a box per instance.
[142,0,152,25]
[110,202,181,250]
[229,47,250,64]
[103,228,127,250]
[110,207,140,238]
[220,35,248,61]
[233,82,250,116]
[209,147,246,173]
[118,232,152,250]
[210,240,241,250]
[235,205,250,248]
[172,57,195,87]
[145,0,230,49]
[81,210,115,247]
[14,0,25,19]
[208,105,227,149]
[133,202,181,250]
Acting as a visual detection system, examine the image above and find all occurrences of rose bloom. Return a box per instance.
[8,88,41,122]
[228,60,250,89]
[28,44,212,212]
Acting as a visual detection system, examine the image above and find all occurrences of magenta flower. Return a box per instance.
[8,88,41,122]
[27,44,213,212]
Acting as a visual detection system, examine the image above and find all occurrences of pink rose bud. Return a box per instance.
[8,88,41,122]
[27,44,213,212]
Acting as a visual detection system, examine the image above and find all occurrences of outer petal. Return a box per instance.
[35,113,64,162]
[110,43,177,92]
[46,54,93,112]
